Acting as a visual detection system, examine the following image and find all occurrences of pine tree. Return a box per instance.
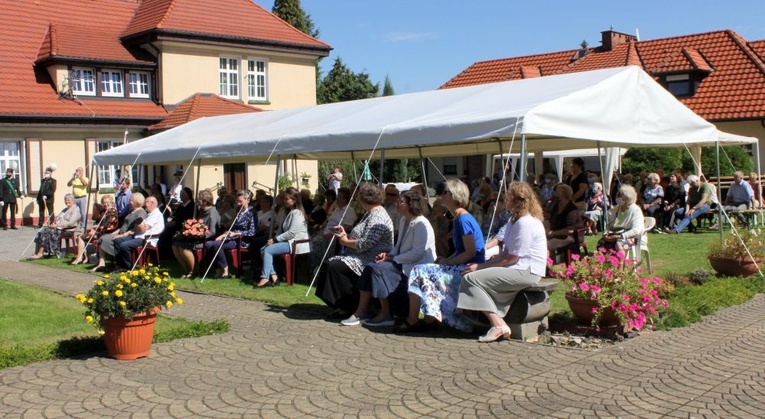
[382,75,395,96]
[271,0,319,38]
[317,57,379,104]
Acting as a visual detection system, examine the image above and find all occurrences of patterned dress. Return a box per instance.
[408,212,485,332]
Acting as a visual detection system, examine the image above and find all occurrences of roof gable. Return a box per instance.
[122,0,330,53]
[149,93,262,131]
[442,29,765,121]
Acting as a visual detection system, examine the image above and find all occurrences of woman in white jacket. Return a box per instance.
[257,190,309,287]
[341,190,436,327]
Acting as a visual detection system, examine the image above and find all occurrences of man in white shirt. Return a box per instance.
[166,171,183,207]
[113,196,166,271]
[327,165,343,193]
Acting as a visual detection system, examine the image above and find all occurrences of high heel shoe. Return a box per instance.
[478,325,511,343]
[270,274,281,287]
[256,278,271,288]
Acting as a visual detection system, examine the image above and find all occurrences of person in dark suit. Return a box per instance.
[37,166,57,227]
[1,167,21,230]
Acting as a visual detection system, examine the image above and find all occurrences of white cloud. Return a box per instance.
[383,31,437,42]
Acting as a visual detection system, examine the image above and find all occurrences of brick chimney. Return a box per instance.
[601,29,637,51]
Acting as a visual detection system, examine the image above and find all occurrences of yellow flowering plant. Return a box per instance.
[76,265,183,332]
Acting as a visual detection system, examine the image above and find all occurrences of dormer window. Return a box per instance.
[71,67,96,96]
[101,69,124,97]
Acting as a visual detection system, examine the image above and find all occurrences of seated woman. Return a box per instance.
[256,189,310,287]
[583,182,606,233]
[394,178,485,334]
[660,173,685,230]
[546,184,582,261]
[457,181,547,342]
[598,185,645,253]
[90,193,147,272]
[217,193,238,232]
[341,190,436,326]
[71,195,119,265]
[481,192,510,241]
[203,190,257,279]
[315,183,394,317]
[172,189,220,279]
[28,193,82,260]
[309,187,357,271]
[409,184,431,218]
[641,173,664,221]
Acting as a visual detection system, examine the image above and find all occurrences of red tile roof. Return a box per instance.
[0,0,328,122]
[149,93,262,131]
[442,30,765,121]
[122,0,330,53]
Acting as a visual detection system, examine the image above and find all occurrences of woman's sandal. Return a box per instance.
[255,278,270,288]
[478,325,512,343]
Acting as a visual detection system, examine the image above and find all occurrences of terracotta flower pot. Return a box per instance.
[565,292,621,327]
[101,307,160,360]
[708,255,762,278]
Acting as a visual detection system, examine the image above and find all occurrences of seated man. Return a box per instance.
[723,171,755,229]
[669,175,710,234]
[113,196,166,271]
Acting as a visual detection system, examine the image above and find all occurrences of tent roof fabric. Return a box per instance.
[94,66,756,166]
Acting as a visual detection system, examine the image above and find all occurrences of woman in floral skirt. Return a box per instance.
[394,179,485,333]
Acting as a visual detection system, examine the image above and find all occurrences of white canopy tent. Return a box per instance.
[94,66,757,171]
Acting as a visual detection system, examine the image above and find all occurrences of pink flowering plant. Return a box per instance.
[548,249,668,330]
[178,218,209,239]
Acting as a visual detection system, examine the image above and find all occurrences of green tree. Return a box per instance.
[317,57,379,104]
[622,147,684,177]
[382,75,395,96]
[682,146,754,177]
[271,0,319,38]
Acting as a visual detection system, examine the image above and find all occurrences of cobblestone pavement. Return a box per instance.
[1,260,765,418]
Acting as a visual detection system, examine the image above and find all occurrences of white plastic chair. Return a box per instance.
[630,217,656,272]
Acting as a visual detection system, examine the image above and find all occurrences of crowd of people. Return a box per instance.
[16,159,761,341]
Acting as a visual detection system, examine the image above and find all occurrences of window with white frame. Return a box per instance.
[100,69,124,97]
[0,141,23,192]
[219,57,239,99]
[128,72,150,98]
[97,140,123,188]
[71,67,96,96]
[247,59,268,101]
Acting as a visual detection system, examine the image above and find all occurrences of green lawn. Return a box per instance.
[0,279,229,369]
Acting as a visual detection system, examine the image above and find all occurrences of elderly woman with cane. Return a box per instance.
[28,193,81,260]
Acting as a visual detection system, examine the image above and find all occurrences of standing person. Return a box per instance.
[67,166,89,230]
[154,176,167,197]
[166,170,184,209]
[457,181,547,342]
[114,177,133,224]
[327,165,343,194]
[383,184,402,236]
[1,168,21,230]
[37,166,57,228]
[567,157,588,206]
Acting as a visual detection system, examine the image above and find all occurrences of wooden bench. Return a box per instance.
[463,280,558,341]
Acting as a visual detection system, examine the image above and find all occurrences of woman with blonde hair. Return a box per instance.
[457,181,547,342]
[394,178,485,333]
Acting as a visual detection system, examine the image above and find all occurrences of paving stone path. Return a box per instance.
[0,228,764,417]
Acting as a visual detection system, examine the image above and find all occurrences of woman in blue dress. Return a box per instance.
[394,179,485,333]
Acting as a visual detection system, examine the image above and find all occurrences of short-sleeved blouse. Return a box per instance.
[453,212,485,264]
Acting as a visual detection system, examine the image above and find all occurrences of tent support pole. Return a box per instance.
[380,148,385,184]
[193,158,202,218]
[351,152,358,183]
[519,134,527,182]
[84,163,97,231]
[418,147,428,191]
[716,142,723,244]
[496,139,507,193]
[755,142,762,186]
[269,155,282,239]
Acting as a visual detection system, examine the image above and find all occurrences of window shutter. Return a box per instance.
[25,138,43,194]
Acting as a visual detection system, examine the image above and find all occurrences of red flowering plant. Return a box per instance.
[548,249,669,330]
[178,218,209,239]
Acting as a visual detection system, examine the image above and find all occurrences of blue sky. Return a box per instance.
[253,0,765,94]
